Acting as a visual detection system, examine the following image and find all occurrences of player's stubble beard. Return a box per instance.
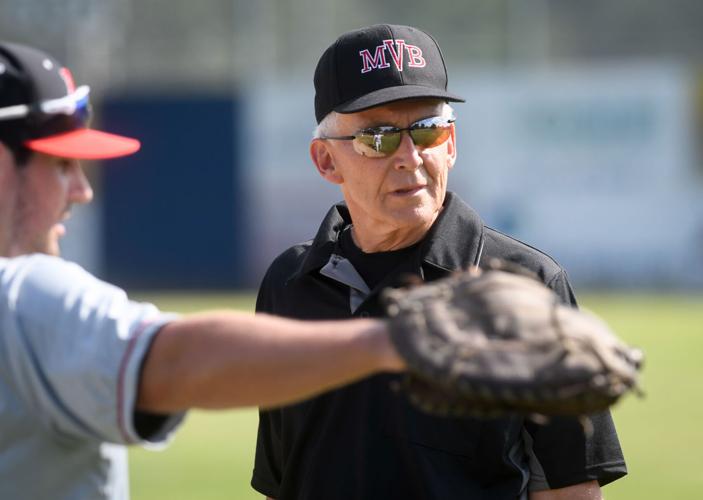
[8,194,69,257]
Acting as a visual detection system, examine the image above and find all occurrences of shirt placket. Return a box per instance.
[319,253,370,314]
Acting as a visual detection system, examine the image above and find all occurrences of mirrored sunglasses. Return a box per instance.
[321,114,455,158]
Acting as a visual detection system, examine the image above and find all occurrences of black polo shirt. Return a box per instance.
[251,192,626,500]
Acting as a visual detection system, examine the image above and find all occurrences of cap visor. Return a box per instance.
[334,85,465,115]
[25,128,141,160]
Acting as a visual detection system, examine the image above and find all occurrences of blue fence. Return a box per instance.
[100,93,248,289]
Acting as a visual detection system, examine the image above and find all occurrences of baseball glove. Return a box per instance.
[383,260,643,418]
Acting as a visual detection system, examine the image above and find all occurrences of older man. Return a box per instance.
[0,41,410,500]
[252,24,626,500]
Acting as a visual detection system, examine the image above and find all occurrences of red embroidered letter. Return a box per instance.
[406,44,426,68]
[383,39,406,71]
[359,46,390,74]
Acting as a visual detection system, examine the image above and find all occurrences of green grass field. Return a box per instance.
[128,291,703,499]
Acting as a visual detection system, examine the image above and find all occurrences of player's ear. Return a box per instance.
[310,139,343,185]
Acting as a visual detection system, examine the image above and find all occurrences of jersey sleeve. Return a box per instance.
[0,254,184,446]
[547,269,578,307]
[524,412,627,490]
[527,269,627,489]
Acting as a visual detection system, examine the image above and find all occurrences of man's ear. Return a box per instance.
[310,139,343,185]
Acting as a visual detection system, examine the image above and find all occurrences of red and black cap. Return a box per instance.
[314,24,465,123]
[0,41,140,159]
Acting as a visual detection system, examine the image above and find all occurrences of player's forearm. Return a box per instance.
[136,312,402,412]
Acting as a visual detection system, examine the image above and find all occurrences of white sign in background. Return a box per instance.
[451,64,702,287]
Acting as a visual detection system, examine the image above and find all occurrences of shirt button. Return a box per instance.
[358,311,370,318]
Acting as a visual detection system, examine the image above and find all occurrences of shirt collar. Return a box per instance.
[297,191,485,278]
[420,191,486,272]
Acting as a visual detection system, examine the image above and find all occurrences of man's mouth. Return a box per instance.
[392,185,425,196]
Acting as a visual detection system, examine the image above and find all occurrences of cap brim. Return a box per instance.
[334,85,465,115]
[24,128,141,160]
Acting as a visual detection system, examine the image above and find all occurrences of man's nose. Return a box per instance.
[391,131,423,171]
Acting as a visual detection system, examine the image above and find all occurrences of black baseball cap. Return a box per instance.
[313,24,465,123]
[0,41,140,159]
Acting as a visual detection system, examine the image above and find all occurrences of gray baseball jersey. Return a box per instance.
[0,254,184,499]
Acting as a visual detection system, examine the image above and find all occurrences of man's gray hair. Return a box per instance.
[312,111,340,139]
[312,102,455,139]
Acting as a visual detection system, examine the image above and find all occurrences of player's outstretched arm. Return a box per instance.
[136,312,404,413]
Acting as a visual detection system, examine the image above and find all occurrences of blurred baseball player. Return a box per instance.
[0,41,405,500]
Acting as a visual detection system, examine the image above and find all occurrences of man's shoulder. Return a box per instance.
[260,201,349,284]
[482,227,566,282]
[261,240,316,281]
[256,239,324,313]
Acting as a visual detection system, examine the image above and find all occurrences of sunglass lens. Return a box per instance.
[353,132,401,157]
[410,126,451,148]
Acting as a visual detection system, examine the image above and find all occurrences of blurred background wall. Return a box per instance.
[2,0,702,289]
